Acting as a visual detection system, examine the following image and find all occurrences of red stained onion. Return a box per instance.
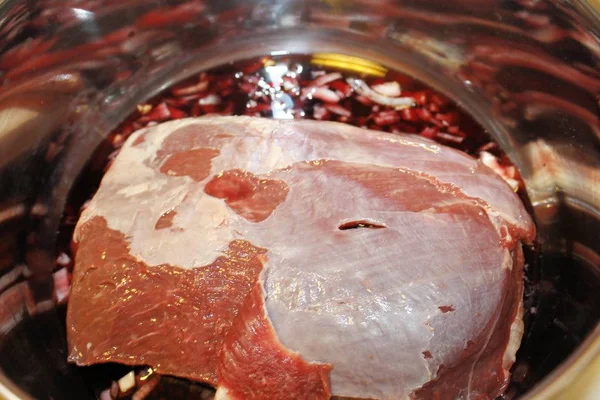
[436,132,465,144]
[302,87,341,103]
[480,151,520,190]
[139,102,170,123]
[198,94,222,106]
[132,376,160,400]
[325,104,351,117]
[373,110,401,126]
[420,126,438,139]
[329,80,353,98]
[412,91,429,106]
[167,106,187,119]
[56,252,71,267]
[401,108,418,122]
[435,112,460,126]
[478,142,499,153]
[53,267,70,305]
[313,104,330,120]
[416,108,433,121]
[171,80,209,96]
[307,72,343,88]
[198,94,221,106]
[99,389,113,400]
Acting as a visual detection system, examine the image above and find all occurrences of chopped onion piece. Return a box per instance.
[307,72,343,87]
[118,371,136,393]
[346,78,415,109]
[171,80,209,96]
[302,87,341,103]
[99,388,113,400]
[198,94,222,106]
[480,151,520,190]
[56,252,71,267]
[372,81,401,97]
[52,268,70,304]
[325,104,351,117]
[132,376,160,400]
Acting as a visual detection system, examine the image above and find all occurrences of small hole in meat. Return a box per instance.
[338,219,387,230]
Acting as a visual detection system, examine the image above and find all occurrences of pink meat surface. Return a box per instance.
[67,116,535,399]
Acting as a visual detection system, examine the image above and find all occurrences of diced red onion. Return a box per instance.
[136,104,152,115]
[447,126,460,135]
[415,108,431,121]
[99,389,113,400]
[371,81,401,97]
[110,382,119,399]
[355,95,373,106]
[139,102,170,122]
[200,105,219,114]
[504,165,517,179]
[167,106,186,119]
[329,80,353,98]
[171,80,209,96]
[428,117,444,128]
[53,268,70,305]
[302,87,341,103]
[435,111,460,126]
[478,142,499,153]
[436,132,465,144]
[132,376,160,400]
[420,127,438,139]
[412,91,429,106]
[373,110,401,126]
[313,104,330,120]
[401,108,418,122]
[430,93,449,107]
[307,72,343,88]
[198,94,222,106]
[118,371,136,394]
[480,151,520,190]
[346,78,415,109]
[56,252,71,267]
[325,104,351,117]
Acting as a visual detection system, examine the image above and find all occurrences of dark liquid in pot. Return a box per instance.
[3,55,599,400]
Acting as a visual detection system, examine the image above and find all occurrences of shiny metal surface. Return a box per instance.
[0,1,599,399]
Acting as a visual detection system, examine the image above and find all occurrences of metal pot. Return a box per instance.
[0,0,598,399]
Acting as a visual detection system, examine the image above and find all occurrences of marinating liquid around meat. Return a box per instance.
[67,116,535,400]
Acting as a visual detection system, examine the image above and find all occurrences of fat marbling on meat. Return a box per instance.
[67,116,535,400]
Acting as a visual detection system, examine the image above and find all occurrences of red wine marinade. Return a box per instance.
[111,56,509,159]
[57,55,535,400]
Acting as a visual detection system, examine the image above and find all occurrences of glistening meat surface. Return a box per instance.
[67,116,535,399]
